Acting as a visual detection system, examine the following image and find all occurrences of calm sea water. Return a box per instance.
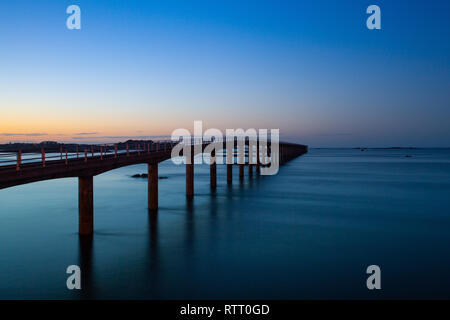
[0,148,450,299]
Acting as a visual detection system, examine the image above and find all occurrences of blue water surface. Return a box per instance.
[0,148,449,299]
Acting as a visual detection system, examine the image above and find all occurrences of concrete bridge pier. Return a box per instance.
[148,163,158,211]
[239,164,244,180]
[248,143,254,177]
[268,143,272,165]
[186,145,194,198]
[263,145,268,167]
[256,141,260,173]
[226,141,233,184]
[78,176,94,235]
[210,149,216,190]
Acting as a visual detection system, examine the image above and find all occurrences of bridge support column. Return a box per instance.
[210,149,216,190]
[262,145,267,167]
[227,164,232,185]
[79,176,93,235]
[256,140,260,173]
[148,163,158,211]
[186,146,194,198]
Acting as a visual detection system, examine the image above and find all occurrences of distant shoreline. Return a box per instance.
[1,141,449,153]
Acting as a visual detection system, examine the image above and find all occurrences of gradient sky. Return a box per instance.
[0,0,449,147]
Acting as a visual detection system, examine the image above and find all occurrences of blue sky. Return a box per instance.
[0,0,449,147]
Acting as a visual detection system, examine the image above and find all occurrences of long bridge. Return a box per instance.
[0,139,307,235]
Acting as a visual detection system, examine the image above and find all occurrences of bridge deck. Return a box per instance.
[0,141,307,189]
[0,150,173,189]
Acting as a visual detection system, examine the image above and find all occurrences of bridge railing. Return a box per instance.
[0,140,188,171]
[0,137,293,171]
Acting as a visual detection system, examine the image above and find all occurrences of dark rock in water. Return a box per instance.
[131,173,166,179]
[131,173,148,178]
[405,155,412,158]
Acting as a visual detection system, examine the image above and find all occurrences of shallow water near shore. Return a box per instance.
[0,148,450,299]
